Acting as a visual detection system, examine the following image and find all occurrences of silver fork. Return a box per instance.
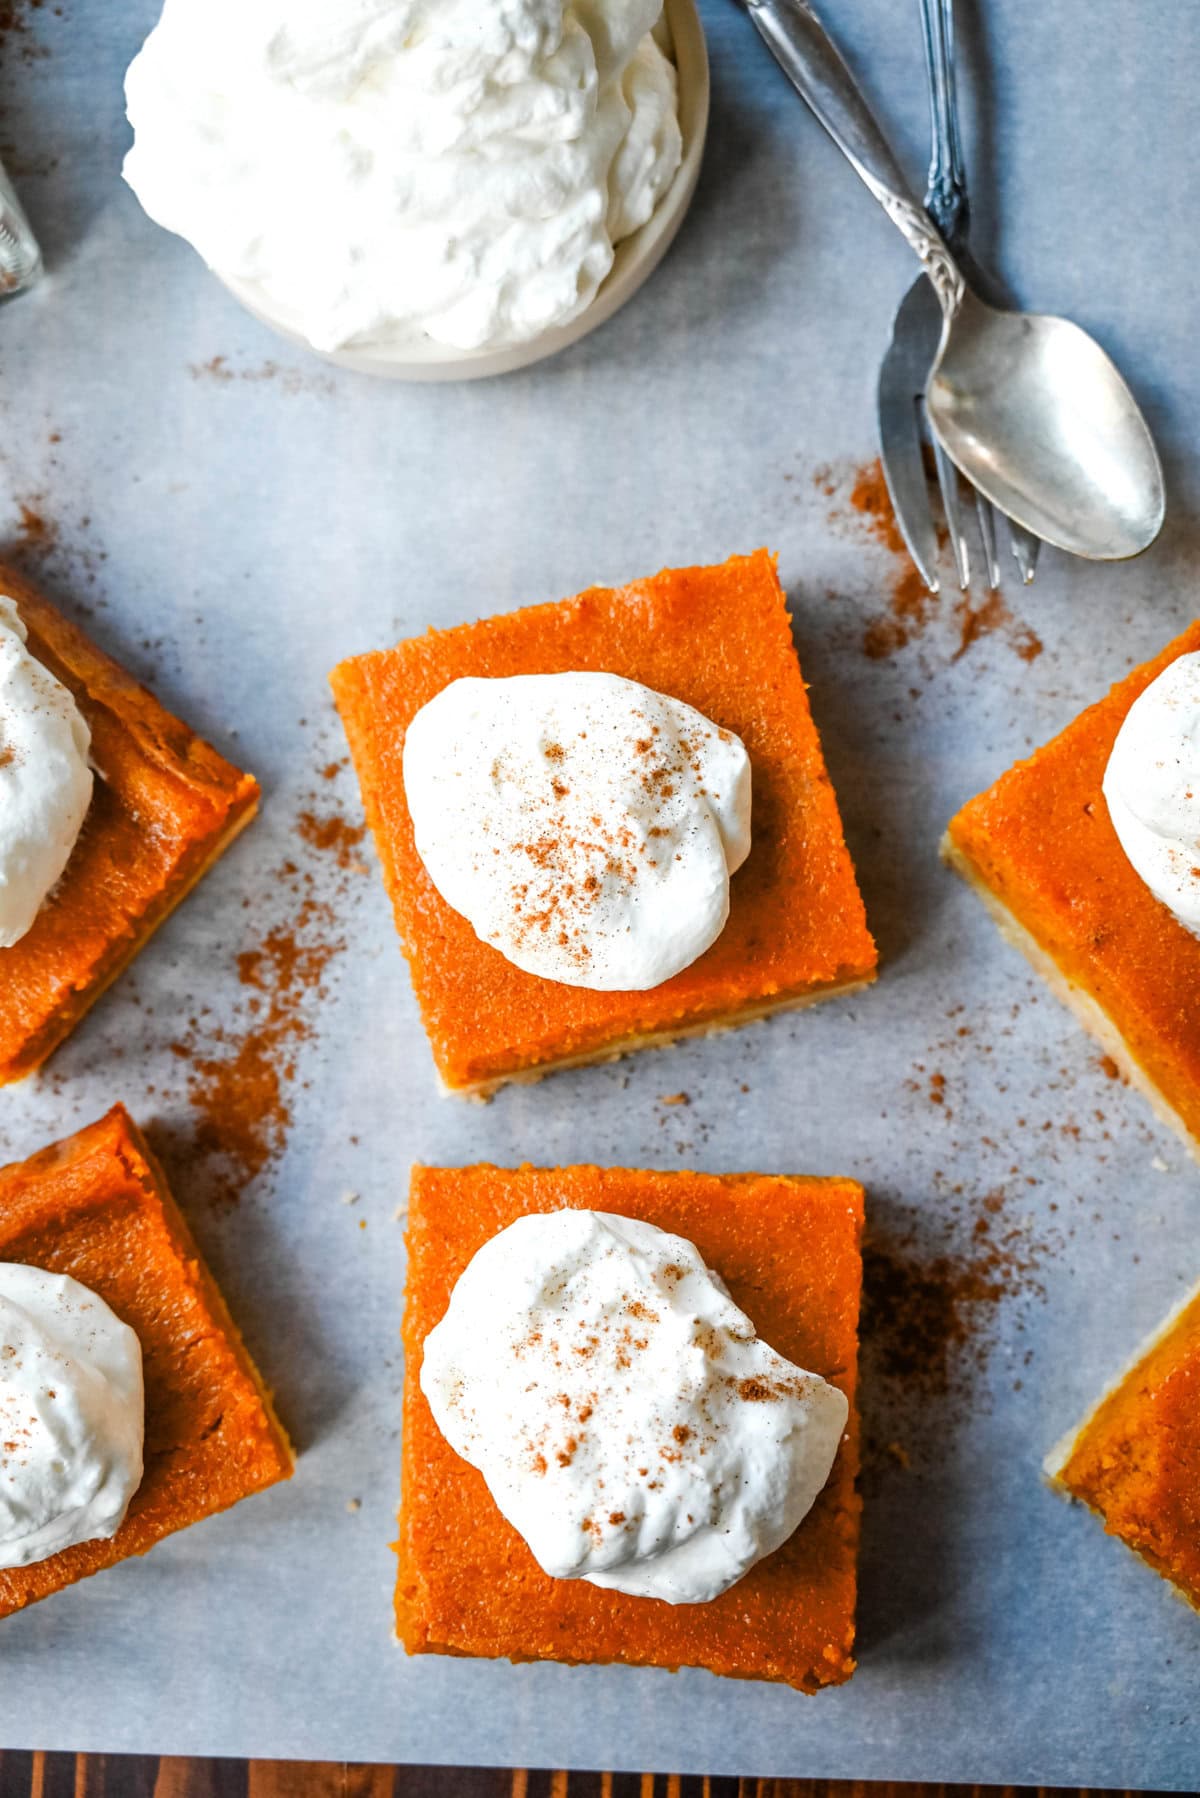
[878,0,1039,593]
[0,156,42,299]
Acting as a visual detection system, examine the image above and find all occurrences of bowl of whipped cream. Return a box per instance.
[123,0,709,382]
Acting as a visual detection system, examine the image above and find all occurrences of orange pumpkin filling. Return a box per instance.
[330,552,876,1094]
[944,621,1200,1150]
[1048,1282,1200,1608]
[0,1106,292,1619]
[398,1162,863,1691]
[0,564,259,1086]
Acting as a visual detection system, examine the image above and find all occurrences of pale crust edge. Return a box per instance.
[0,796,259,1087]
[1039,1267,1200,1617]
[941,828,1200,1598]
[939,831,1200,1167]
[1041,1270,1200,1486]
[440,973,877,1101]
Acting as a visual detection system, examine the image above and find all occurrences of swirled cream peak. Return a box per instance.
[403,672,751,989]
[123,0,683,355]
[0,596,93,949]
[422,1208,847,1605]
[1103,650,1200,934]
[0,1264,144,1570]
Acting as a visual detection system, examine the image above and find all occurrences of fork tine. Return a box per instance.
[931,431,971,589]
[974,490,1000,590]
[1009,518,1041,584]
[878,337,941,593]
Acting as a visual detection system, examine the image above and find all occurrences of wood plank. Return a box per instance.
[151,1758,245,1798]
[0,1761,1162,1798]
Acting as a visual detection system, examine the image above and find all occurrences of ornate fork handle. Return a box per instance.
[920,0,968,243]
[917,0,1040,581]
[745,0,965,318]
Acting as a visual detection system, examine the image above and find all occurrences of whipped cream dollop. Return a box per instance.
[123,0,683,355]
[1103,651,1200,935]
[421,1208,847,1605]
[0,1265,144,1570]
[0,596,93,949]
[403,672,751,990]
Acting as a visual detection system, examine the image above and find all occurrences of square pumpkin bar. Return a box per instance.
[330,552,876,1095]
[0,563,259,1085]
[398,1163,863,1691]
[1046,1275,1200,1611]
[0,1105,292,1618]
[943,621,1200,1157]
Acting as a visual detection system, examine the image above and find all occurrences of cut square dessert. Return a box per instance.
[0,563,260,1085]
[398,1162,863,1690]
[0,1105,292,1618]
[330,552,876,1095]
[1046,1275,1200,1611]
[943,621,1200,1158]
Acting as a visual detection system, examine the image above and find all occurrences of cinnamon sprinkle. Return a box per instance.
[1,475,109,593]
[849,458,910,561]
[0,1,54,64]
[296,808,367,870]
[859,1184,1056,1473]
[824,458,1044,665]
[163,890,343,1205]
[488,716,721,972]
[849,460,939,661]
[187,355,335,397]
[16,503,51,550]
[148,781,367,1206]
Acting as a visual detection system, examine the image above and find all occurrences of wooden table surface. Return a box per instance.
[0,1762,1148,1798]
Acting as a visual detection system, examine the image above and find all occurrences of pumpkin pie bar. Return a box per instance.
[0,563,259,1085]
[330,552,876,1095]
[398,1162,863,1690]
[1046,1275,1200,1611]
[0,1105,292,1617]
[943,621,1200,1158]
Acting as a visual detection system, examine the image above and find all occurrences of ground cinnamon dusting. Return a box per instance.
[863,1238,1005,1391]
[843,459,940,660]
[148,779,368,1206]
[859,1185,1055,1470]
[0,1,55,63]
[162,888,343,1204]
[823,458,1043,666]
[16,503,51,549]
[188,355,335,397]
[953,589,1043,664]
[1,465,109,594]
[848,460,908,559]
[297,809,367,870]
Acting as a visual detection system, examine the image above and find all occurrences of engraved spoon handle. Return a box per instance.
[744,0,965,319]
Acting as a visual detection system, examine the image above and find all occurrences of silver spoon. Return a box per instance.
[742,0,1165,560]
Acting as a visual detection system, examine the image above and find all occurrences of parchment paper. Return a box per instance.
[0,0,1197,1784]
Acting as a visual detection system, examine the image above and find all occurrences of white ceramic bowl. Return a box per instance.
[218,0,709,383]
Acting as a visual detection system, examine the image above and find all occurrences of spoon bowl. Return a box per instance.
[744,0,1166,562]
[928,292,1165,558]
